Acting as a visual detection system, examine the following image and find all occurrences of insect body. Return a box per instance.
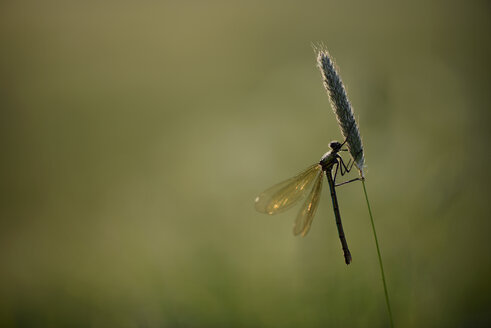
[255,140,361,265]
[320,141,352,264]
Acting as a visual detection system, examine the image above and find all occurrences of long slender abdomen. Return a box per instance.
[326,168,352,265]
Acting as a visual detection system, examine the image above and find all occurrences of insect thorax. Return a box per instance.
[319,151,338,171]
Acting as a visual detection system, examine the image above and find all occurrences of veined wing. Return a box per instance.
[255,164,322,215]
[293,170,323,237]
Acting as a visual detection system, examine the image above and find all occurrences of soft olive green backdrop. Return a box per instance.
[1,1,490,327]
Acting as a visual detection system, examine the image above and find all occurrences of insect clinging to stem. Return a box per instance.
[255,49,364,265]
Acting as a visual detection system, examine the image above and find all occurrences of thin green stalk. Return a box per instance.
[362,179,394,328]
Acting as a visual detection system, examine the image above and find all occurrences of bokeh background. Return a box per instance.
[1,1,490,327]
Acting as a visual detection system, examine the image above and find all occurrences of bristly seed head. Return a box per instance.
[317,49,365,177]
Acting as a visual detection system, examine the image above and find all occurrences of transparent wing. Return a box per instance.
[255,164,322,215]
[293,170,323,237]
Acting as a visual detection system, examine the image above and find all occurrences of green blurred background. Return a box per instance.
[1,1,490,327]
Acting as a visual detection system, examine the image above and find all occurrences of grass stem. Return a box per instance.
[362,179,394,327]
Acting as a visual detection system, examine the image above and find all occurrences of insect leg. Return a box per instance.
[332,162,340,183]
[336,152,364,186]
[335,177,363,187]
[339,156,355,176]
[340,121,357,147]
[340,148,364,175]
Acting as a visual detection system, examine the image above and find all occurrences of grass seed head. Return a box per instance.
[317,50,365,176]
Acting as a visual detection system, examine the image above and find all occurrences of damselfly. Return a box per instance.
[255,135,362,265]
